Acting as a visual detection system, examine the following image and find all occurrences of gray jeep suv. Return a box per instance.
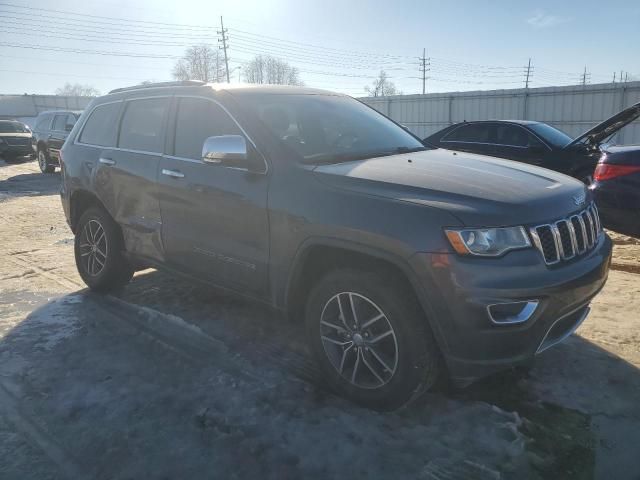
[60,81,611,409]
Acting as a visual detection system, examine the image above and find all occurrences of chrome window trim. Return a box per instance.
[163,154,250,172]
[173,94,269,175]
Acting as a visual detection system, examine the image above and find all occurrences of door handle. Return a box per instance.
[99,157,116,166]
[161,168,185,179]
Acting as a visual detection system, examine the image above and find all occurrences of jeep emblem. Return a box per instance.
[573,192,586,206]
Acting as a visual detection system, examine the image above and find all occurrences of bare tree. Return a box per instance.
[243,55,303,86]
[364,71,400,97]
[172,45,225,83]
[55,83,100,96]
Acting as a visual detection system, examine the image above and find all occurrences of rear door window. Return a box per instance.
[52,114,67,132]
[118,97,169,153]
[35,114,51,130]
[79,102,121,147]
[173,97,243,160]
[495,125,529,147]
[443,123,492,144]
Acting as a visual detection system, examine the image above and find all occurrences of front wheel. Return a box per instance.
[38,148,54,173]
[305,269,441,410]
[74,207,133,292]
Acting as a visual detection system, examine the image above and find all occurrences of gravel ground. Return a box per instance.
[1,158,639,480]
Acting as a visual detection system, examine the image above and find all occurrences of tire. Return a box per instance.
[37,148,54,173]
[74,206,134,292]
[305,269,441,410]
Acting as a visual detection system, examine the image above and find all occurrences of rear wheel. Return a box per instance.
[38,148,54,173]
[305,269,441,410]
[74,207,133,292]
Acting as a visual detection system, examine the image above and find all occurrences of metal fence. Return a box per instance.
[0,94,93,126]
[360,81,640,145]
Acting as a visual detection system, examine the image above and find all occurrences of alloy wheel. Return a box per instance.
[79,219,108,277]
[320,292,399,389]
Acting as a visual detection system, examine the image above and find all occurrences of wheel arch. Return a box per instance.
[69,189,111,234]
[285,238,441,336]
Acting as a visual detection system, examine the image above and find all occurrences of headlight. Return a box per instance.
[445,226,531,257]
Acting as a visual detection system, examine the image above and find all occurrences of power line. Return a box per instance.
[0,14,218,40]
[0,41,181,59]
[0,2,215,31]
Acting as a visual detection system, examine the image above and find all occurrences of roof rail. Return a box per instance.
[108,80,206,94]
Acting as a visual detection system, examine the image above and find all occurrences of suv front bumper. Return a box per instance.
[409,232,612,385]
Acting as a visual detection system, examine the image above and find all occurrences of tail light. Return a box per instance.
[593,163,640,182]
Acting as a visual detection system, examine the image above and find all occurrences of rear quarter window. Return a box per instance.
[79,102,122,147]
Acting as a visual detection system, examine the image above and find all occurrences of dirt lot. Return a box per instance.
[1,159,639,480]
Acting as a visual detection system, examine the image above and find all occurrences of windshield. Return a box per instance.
[237,93,426,163]
[0,121,28,133]
[528,123,572,148]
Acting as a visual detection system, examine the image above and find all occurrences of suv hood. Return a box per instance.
[313,149,589,227]
[567,101,640,148]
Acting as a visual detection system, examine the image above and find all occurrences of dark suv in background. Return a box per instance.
[60,81,611,409]
[0,119,35,162]
[32,110,81,173]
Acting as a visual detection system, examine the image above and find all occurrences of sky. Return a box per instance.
[0,0,638,97]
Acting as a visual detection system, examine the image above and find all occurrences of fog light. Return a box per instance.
[487,300,538,325]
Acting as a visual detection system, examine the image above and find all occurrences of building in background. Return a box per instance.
[0,95,93,126]
[361,81,640,145]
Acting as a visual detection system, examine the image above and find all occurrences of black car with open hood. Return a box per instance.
[424,101,640,184]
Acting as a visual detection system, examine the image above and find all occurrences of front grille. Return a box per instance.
[530,203,602,265]
[5,137,30,146]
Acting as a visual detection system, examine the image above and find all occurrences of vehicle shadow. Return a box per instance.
[0,171,61,202]
[1,272,639,479]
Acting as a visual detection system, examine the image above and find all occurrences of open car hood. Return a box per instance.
[567,101,640,148]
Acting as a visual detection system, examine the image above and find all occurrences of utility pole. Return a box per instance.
[580,66,590,86]
[419,48,430,95]
[625,72,629,83]
[524,58,532,88]
[218,16,230,83]
[613,72,616,83]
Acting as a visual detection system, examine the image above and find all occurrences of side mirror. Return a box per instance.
[202,135,247,167]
